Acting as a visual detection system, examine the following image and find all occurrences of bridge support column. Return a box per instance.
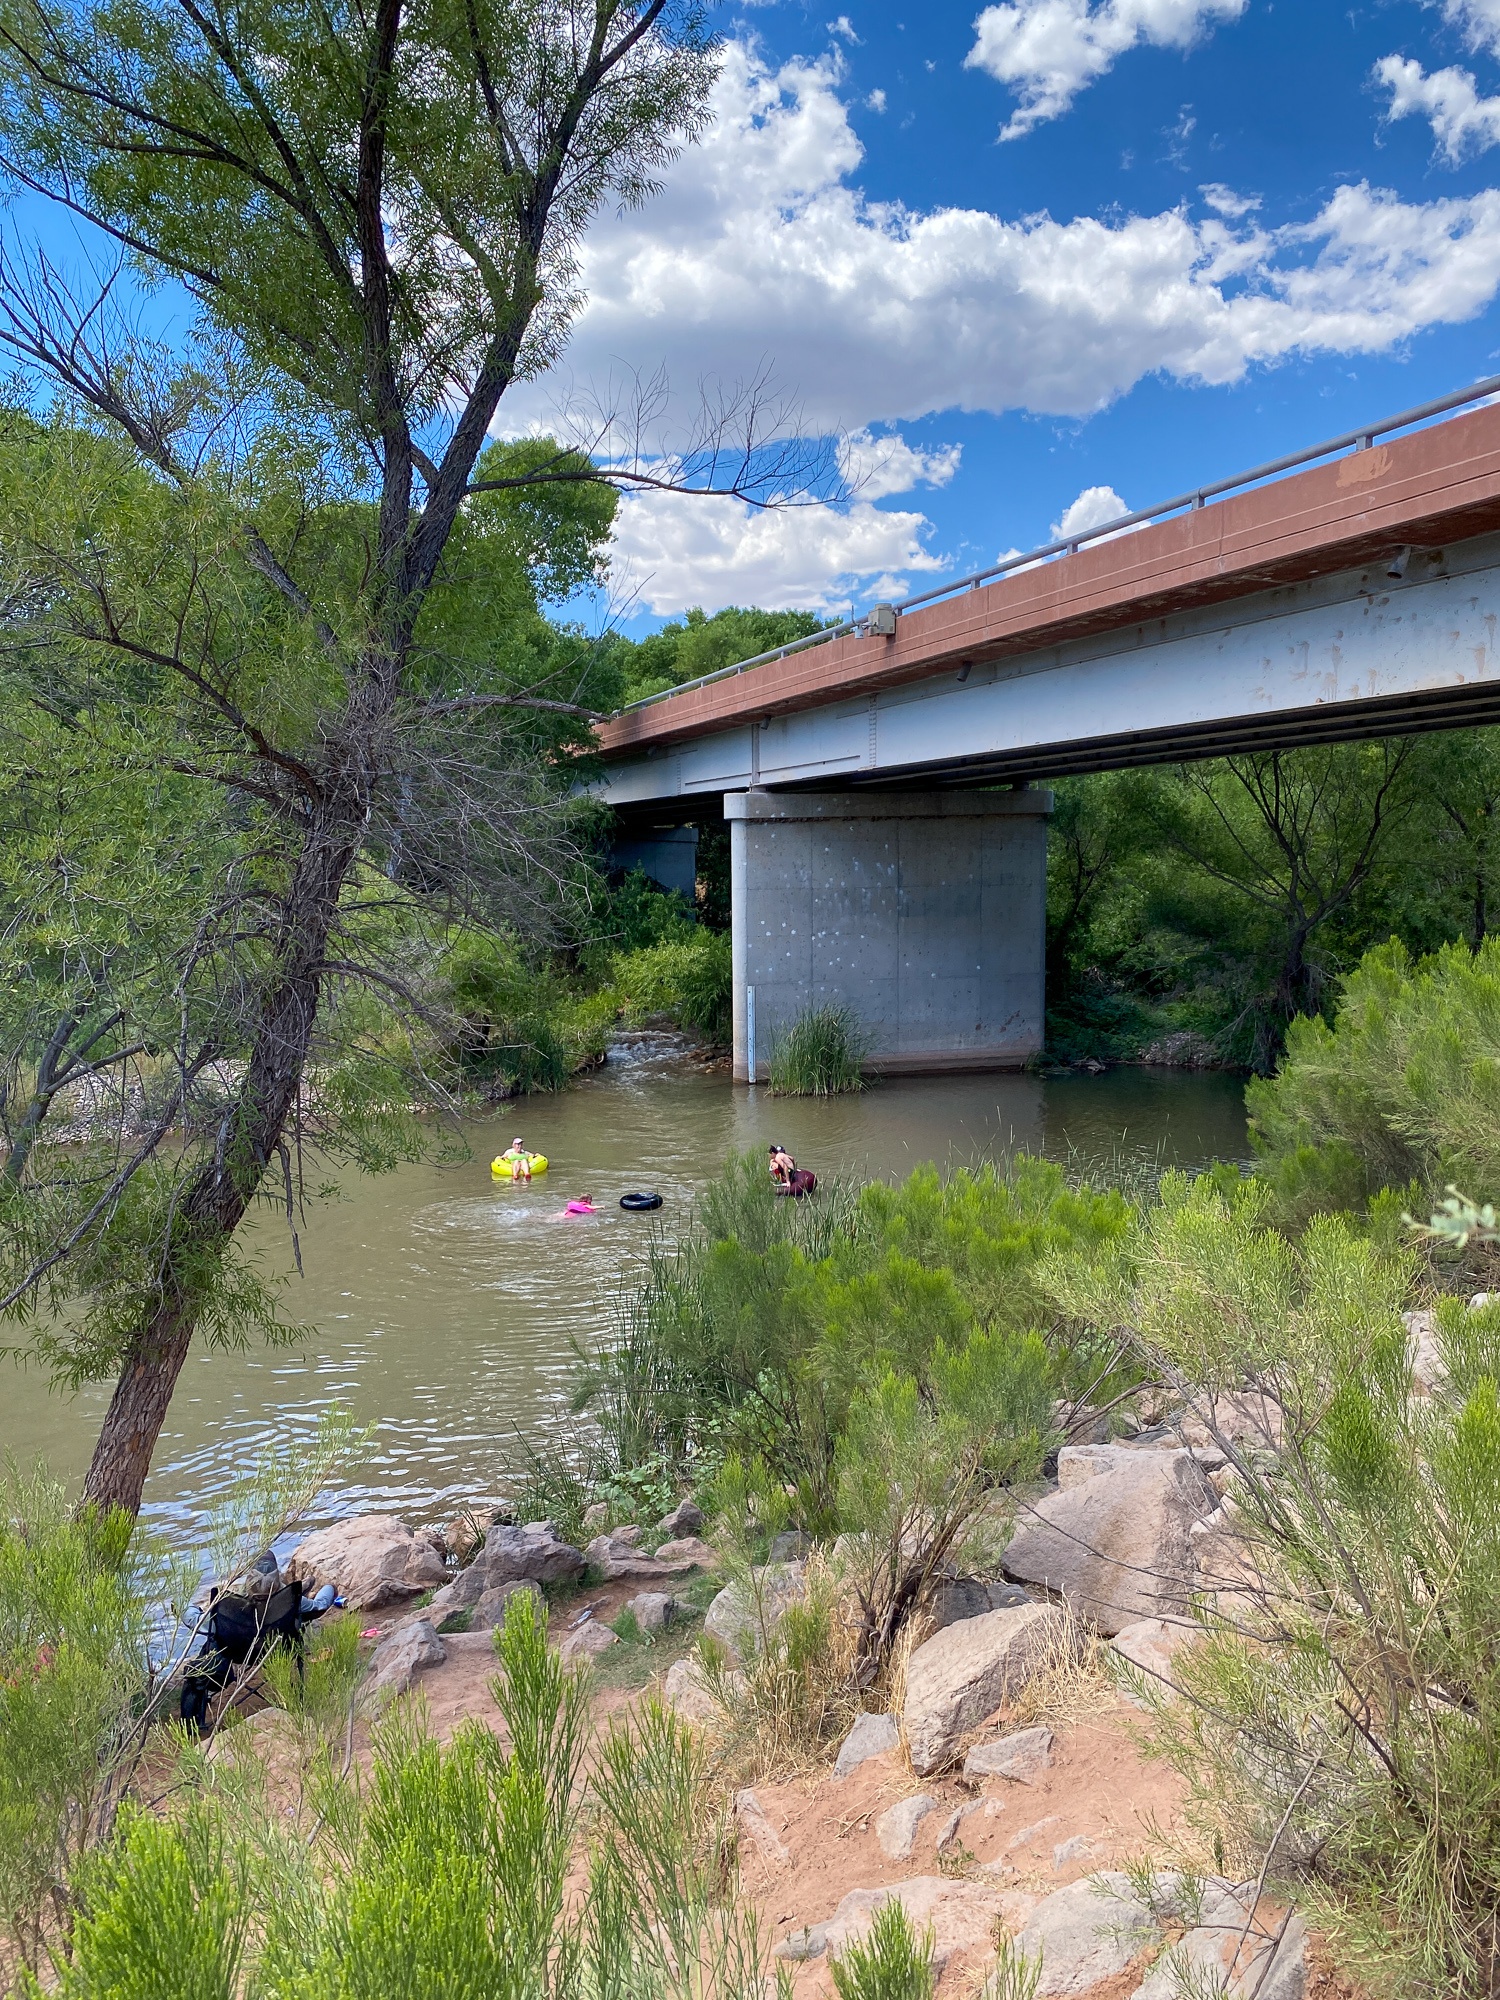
[727,788,1051,1082]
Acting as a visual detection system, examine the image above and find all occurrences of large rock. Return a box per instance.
[834,1710,900,1778]
[734,1789,791,1864]
[1015,1874,1162,1995]
[661,1655,743,1725]
[485,1522,587,1587]
[654,1535,715,1569]
[927,1576,992,1630]
[903,1602,1075,1775]
[1110,1617,1193,1702]
[1130,1884,1305,2000]
[823,1878,1029,1974]
[367,1617,445,1699]
[291,1515,448,1611]
[471,1579,541,1632]
[702,1562,806,1661]
[962,1725,1054,1784]
[624,1591,678,1633]
[1004,1448,1215,1635]
[657,1498,705,1539]
[584,1534,674,1583]
[876,1794,939,1860]
[558,1620,617,1667]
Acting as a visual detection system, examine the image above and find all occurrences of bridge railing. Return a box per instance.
[612,371,1500,719]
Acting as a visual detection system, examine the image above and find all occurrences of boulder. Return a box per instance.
[876,1794,939,1860]
[1403,1307,1447,1398]
[662,1655,741,1725]
[582,1501,611,1532]
[774,1926,828,1962]
[624,1591,677,1634]
[558,1620,617,1666]
[485,1522,587,1588]
[291,1515,448,1611]
[768,1529,814,1562]
[734,1788,791,1864]
[928,1577,992,1630]
[657,1498,705,1539]
[1004,1449,1216,1635]
[903,1603,1075,1775]
[367,1617,445,1700]
[584,1534,674,1583]
[934,1801,982,1854]
[962,1725,1054,1784]
[702,1562,806,1662]
[822,1878,1026,1974]
[1129,1885,1305,2000]
[834,1710,900,1779]
[443,1507,501,1563]
[655,1535,715,1569]
[471,1579,541,1631]
[610,1523,644,1546]
[1110,1618,1193,1702]
[1015,1874,1162,1995]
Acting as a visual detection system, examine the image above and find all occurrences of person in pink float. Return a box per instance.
[563,1194,597,1216]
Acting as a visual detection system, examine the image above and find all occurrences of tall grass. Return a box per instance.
[767,1005,867,1096]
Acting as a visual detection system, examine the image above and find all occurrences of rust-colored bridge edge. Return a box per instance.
[596,399,1500,761]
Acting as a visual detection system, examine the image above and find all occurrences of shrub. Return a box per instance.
[767,1005,867,1096]
[1247,935,1500,1227]
[829,1900,936,2000]
[0,1470,167,1985]
[612,931,732,1044]
[1048,1173,1500,1994]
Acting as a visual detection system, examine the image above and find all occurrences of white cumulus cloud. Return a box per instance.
[1051,483,1133,539]
[1377,54,1500,160]
[964,0,1247,139]
[840,428,962,498]
[609,489,943,616]
[515,45,1500,438]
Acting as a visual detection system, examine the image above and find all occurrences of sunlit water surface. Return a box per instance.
[0,1041,1248,1547]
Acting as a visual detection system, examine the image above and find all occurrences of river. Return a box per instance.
[0,1045,1249,1545]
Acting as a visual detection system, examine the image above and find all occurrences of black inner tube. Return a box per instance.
[619,1191,663,1211]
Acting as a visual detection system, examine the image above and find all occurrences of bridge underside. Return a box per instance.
[599,530,1500,813]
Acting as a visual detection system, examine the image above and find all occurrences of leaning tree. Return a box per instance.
[0,0,820,1513]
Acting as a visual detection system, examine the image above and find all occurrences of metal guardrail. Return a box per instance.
[612,372,1500,719]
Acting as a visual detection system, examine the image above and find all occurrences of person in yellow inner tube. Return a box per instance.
[502,1137,532,1183]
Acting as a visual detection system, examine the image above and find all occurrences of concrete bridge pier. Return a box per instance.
[727,788,1051,1082]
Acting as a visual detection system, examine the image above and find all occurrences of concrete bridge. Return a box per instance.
[594,386,1500,1081]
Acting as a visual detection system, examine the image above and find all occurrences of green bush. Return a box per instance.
[610,932,732,1045]
[829,1900,936,2000]
[0,1471,164,1986]
[1048,1173,1500,1994]
[767,1005,867,1096]
[1247,935,1500,1227]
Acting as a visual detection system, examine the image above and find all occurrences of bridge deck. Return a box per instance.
[596,400,1500,769]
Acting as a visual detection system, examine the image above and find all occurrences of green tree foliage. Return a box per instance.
[1047,1176,1500,1994]
[0,0,722,1513]
[1245,935,1500,1228]
[609,607,827,706]
[578,1152,1127,1655]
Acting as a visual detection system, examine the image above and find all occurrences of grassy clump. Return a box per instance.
[767,1005,868,1096]
[829,1900,936,2000]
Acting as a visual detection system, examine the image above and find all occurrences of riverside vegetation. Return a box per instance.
[8,935,1500,1993]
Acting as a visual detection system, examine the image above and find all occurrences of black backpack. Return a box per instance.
[179,1579,314,1734]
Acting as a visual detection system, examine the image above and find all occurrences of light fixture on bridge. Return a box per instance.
[865,604,897,638]
[1386,546,1412,580]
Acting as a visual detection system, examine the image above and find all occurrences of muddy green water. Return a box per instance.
[0,1041,1249,1544]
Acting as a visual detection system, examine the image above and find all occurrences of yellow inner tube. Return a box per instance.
[491,1153,548,1177]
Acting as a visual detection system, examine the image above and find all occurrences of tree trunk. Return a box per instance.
[80,800,364,1514]
[80,1303,196,1517]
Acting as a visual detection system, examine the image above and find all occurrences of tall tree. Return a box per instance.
[0,0,792,1513]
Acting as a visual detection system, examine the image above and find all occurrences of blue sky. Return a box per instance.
[16,1,1500,634]
[525,0,1500,634]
